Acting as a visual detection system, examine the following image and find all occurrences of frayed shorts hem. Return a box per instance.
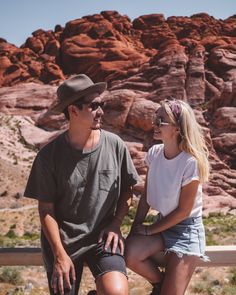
[164,248,210,262]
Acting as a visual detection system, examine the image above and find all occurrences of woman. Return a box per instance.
[125,99,210,295]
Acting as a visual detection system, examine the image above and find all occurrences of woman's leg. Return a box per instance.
[160,252,198,295]
[125,234,165,283]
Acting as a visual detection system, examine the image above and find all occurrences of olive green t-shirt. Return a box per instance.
[24,130,139,270]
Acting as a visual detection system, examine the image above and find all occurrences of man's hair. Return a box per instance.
[63,98,85,120]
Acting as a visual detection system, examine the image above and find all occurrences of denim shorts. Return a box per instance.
[46,241,127,295]
[161,216,209,262]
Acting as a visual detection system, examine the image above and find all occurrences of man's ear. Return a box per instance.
[68,105,79,117]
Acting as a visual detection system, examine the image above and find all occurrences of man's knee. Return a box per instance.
[96,271,128,295]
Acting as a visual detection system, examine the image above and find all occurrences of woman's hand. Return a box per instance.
[133,223,151,236]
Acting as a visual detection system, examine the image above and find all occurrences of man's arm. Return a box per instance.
[98,186,133,255]
[38,201,76,295]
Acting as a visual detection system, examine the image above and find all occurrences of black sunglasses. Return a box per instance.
[154,117,172,128]
[89,101,105,111]
[73,101,105,111]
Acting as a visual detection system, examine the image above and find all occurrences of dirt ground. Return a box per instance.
[0,264,235,295]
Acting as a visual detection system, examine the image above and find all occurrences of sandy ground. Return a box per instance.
[0,265,235,295]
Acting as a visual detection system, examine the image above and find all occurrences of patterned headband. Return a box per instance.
[166,100,182,124]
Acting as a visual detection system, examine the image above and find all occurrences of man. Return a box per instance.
[24,74,139,295]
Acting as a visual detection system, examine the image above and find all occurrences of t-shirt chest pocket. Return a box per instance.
[99,169,117,191]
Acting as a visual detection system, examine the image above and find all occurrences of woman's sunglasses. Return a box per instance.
[154,117,172,128]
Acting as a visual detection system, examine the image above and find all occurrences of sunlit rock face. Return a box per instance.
[0,11,236,215]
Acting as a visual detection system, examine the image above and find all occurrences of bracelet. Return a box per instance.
[145,226,148,236]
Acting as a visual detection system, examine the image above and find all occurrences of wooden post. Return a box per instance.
[151,245,236,267]
[0,248,43,266]
[199,245,236,267]
[0,245,236,267]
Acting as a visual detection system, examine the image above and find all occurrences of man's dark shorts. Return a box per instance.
[86,240,127,279]
[46,241,127,295]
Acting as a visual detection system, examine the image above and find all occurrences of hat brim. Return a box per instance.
[48,82,107,115]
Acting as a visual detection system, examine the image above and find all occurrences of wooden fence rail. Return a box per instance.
[0,246,236,267]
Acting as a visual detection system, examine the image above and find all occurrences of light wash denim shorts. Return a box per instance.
[161,216,209,262]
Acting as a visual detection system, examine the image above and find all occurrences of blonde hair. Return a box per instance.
[161,99,210,183]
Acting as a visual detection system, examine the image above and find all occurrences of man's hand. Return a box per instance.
[51,253,76,295]
[98,223,124,255]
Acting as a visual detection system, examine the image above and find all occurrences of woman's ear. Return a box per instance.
[175,127,182,138]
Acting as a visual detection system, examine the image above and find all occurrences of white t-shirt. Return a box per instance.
[145,144,202,217]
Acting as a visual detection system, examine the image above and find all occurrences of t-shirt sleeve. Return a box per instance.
[120,145,139,191]
[145,149,151,167]
[24,154,56,202]
[182,158,200,187]
[145,144,161,167]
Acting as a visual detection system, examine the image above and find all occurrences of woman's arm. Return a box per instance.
[136,180,199,236]
[130,170,150,232]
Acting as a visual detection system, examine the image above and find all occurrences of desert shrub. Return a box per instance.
[0,267,23,285]
[230,268,236,285]
[5,229,17,239]
[203,214,236,245]
[192,281,206,293]
[22,231,39,240]
[221,285,236,295]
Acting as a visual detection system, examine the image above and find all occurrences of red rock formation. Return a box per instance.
[0,11,236,215]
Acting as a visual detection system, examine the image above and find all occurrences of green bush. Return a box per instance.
[203,214,236,246]
[230,268,236,285]
[22,231,39,240]
[192,281,206,293]
[5,229,17,239]
[0,267,23,285]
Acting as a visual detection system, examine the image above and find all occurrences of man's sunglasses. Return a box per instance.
[89,101,105,111]
[154,117,172,128]
[74,101,105,111]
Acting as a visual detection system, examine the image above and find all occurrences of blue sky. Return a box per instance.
[0,0,235,46]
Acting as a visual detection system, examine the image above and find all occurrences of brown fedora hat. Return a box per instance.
[49,74,107,114]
